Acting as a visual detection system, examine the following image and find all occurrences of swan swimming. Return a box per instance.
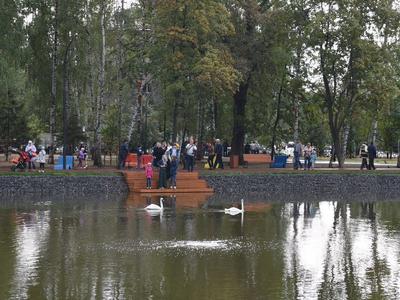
[145,197,164,211]
[225,199,244,215]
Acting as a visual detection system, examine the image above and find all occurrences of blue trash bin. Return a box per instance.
[271,155,288,168]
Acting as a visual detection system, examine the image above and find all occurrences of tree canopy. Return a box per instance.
[1,0,400,166]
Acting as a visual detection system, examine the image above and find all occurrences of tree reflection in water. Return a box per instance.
[0,198,400,299]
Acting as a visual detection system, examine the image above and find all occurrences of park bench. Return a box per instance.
[243,154,272,167]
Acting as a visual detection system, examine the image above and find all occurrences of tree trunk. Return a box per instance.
[293,99,299,142]
[231,81,249,164]
[172,97,178,143]
[342,123,350,161]
[117,0,125,165]
[49,0,58,165]
[371,119,378,144]
[93,2,106,167]
[271,75,285,160]
[127,75,151,142]
[62,39,73,169]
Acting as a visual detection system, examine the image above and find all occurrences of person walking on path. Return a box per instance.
[37,146,46,173]
[25,140,37,170]
[368,141,377,170]
[170,155,178,189]
[78,147,86,168]
[145,162,153,189]
[303,143,313,170]
[213,139,224,169]
[185,137,197,172]
[118,140,129,169]
[293,140,303,170]
[360,143,369,170]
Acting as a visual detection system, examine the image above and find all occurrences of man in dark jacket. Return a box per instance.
[367,141,377,170]
[118,140,129,169]
[213,139,224,169]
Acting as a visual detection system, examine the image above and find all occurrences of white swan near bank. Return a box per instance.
[145,197,164,211]
[225,199,244,215]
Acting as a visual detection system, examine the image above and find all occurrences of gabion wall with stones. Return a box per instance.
[0,175,128,201]
[203,174,400,203]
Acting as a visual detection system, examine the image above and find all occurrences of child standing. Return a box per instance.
[170,155,178,189]
[37,146,46,173]
[78,148,86,168]
[145,162,153,189]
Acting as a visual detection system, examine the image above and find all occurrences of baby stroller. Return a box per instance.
[10,149,30,171]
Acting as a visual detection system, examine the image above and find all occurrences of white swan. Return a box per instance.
[145,197,164,211]
[225,199,244,215]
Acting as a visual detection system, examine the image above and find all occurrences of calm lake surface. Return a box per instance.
[1,194,400,300]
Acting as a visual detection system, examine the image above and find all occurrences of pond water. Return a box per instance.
[1,194,400,300]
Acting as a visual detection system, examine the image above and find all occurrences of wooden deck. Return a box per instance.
[123,170,214,193]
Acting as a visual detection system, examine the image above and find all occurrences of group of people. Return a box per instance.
[360,142,377,170]
[24,140,47,172]
[145,140,182,189]
[293,140,318,170]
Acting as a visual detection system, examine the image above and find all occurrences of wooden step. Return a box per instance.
[123,171,213,194]
[133,188,214,193]
[126,181,208,188]
[125,178,207,184]
[124,171,200,179]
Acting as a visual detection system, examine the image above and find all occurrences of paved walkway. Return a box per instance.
[0,154,398,174]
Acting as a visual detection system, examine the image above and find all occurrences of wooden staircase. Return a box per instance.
[123,171,214,193]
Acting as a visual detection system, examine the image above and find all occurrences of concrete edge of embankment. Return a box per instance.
[1,173,400,204]
[202,173,400,202]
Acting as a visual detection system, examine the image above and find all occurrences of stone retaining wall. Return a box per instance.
[0,175,128,201]
[203,174,400,202]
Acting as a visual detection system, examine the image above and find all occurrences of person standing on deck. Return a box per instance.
[185,137,197,172]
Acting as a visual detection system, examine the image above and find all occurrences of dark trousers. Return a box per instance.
[118,156,126,169]
[146,178,152,188]
[186,155,194,172]
[369,156,376,170]
[361,158,368,170]
[170,174,176,187]
[214,154,223,169]
[28,161,36,169]
[207,154,215,168]
[293,152,302,169]
[39,163,45,170]
[158,167,167,188]
[304,157,311,170]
